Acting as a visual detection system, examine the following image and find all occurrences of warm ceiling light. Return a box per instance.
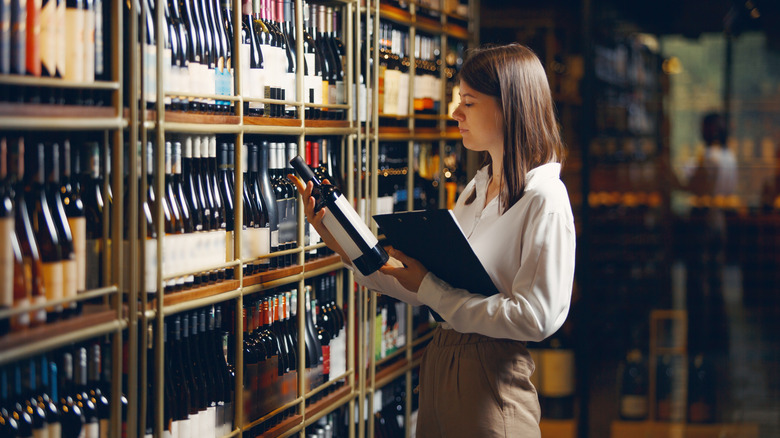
[750,8,761,18]
[662,57,683,74]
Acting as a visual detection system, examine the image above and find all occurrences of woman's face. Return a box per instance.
[451,81,504,155]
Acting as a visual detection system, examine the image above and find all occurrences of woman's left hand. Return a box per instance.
[379,249,429,292]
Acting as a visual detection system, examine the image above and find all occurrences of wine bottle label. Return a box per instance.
[64,7,85,81]
[540,348,575,397]
[248,67,265,110]
[308,223,320,255]
[94,0,102,76]
[42,260,64,305]
[177,417,191,438]
[169,420,178,438]
[240,226,270,260]
[396,72,410,116]
[620,394,648,419]
[84,422,100,438]
[271,229,279,248]
[215,404,225,436]
[56,0,65,76]
[215,61,231,106]
[322,344,330,376]
[0,218,12,307]
[47,422,61,438]
[39,0,56,75]
[63,258,77,301]
[207,67,216,105]
[328,83,336,109]
[321,79,329,107]
[188,61,203,102]
[239,42,250,97]
[284,71,295,112]
[321,195,379,261]
[335,80,345,106]
[205,407,217,436]
[26,0,42,76]
[144,43,157,104]
[85,238,102,290]
[83,2,95,82]
[68,217,86,291]
[32,428,47,438]
[382,69,399,115]
[225,230,234,262]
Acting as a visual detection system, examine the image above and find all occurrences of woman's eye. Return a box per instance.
[463,103,473,107]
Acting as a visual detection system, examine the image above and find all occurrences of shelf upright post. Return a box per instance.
[111,0,129,434]
[231,0,244,431]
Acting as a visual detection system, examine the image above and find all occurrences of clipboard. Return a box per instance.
[373,209,500,322]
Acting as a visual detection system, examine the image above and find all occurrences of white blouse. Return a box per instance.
[350,162,576,342]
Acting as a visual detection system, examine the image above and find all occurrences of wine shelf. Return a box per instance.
[379,4,413,24]
[0,309,123,365]
[148,280,242,310]
[0,103,123,129]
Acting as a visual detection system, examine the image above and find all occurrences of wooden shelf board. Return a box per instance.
[257,413,303,438]
[304,119,350,128]
[610,420,760,438]
[304,385,352,420]
[304,254,343,272]
[0,102,115,118]
[164,111,240,125]
[243,265,304,288]
[147,279,241,309]
[243,116,302,127]
[415,16,444,35]
[445,23,470,40]
[0,308,117,353]
[379,4,412,24]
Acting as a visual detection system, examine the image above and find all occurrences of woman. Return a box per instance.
[290,43,576,437]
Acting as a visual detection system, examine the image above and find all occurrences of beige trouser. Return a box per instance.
[416,327,541,438]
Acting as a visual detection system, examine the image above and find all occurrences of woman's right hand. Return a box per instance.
[287,174,351,265]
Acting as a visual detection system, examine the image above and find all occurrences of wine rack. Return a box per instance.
[1,0,477,437]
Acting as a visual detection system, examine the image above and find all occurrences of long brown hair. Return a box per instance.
[460,44,565,212]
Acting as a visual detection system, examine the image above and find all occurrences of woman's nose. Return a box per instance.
[451,106,463,121]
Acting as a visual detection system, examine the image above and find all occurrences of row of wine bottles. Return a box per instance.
[0,338,123,438]
[0,132,343,334]
[140,135,340,290]
[0,0,111,89]
[618,349,719,423]
[155,305,234,438]
[0,135,98,335]
[135,0,347,120]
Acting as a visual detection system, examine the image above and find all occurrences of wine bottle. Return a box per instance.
[82,0,95,84]
[46,142,79,318]
[86,343,109,436]
[193,311,216,432]
[215,304,234,436]
[40,355,61,437]
[688,353,716,423]
[284,142,298,266]
[0,138,13,335]
[60,141,87,301]
[258,141,278,269]
[25,141,64,322]
[242,0,264,116]
[74,346,99,438]
[538,331,575,420]
[64,0,84,83]
[618,348,648,421]
[290,155,389,275]
[247,143,271,272]
[182,137,204,233]
[196,0,216,112]
[166,318,192,437]
[217,142,234,279]
[181,314,207,434]
[211,0,231,113]
[81,141,104,291]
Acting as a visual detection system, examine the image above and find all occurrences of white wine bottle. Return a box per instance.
[290,155,388,276]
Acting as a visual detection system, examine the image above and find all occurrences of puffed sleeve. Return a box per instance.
[416,211,576,342]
